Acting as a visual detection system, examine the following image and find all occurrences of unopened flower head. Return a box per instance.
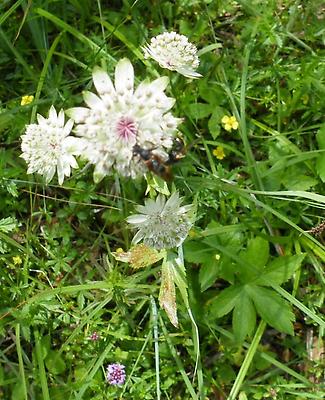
[143,32,202,79]
[21,106,83,185]
[221,115,239,131]
[127,191,194,250]
[66,58,182,182]
[106,363,126,386]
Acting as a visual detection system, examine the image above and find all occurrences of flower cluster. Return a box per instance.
[21,58,183,184]
[106,363,126,386]
[143,31,201,78]
[66,58,181,182]
[127,191,193,250]
[20,106,83,185]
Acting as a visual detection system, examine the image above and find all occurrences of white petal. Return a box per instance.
[126,214,148,224]
[63,136,85,154]
[66,107,89,123]
[63,118,74,135]
[83,91,105,111]
[45,165,56,183]
[176,67,202,79]
[37,114,47,126]
[48,105,57,121]
[57,109,65,127]
[148,76,169,93]
[92,66,115,96]
[132,230,144,245]
[56,160,65,185]
[114,58,134,95]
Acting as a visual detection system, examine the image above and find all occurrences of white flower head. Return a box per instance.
[66,58,182,182]
[127,191,194,250]
[21,106,83,185]
[143,31,202,79]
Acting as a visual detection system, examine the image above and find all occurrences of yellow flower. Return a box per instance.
[12,256,22,265]
[21,95,34,106]
[221,115,239,131]
[212,146,225,160]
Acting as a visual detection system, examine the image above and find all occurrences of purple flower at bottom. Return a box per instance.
[106,363,126,386]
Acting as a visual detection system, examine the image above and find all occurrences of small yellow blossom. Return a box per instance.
[215,254,221,261]
[212,146,225,160]
[21,95,34,106]
[12,255,22,265]
[115,247,124,253]
[221,115,239,131]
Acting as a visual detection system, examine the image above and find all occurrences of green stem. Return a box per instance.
[16,324,28,400]
[34,329,50,400]
[150,296,161,400]
[227,321,266,400]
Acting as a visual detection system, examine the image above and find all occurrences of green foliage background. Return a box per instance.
[0,0,324,399]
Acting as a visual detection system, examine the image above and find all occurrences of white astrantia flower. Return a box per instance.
[143,31,202,79]
[21,106,84,185]
[127,191,194,250]
[66,58,182,182]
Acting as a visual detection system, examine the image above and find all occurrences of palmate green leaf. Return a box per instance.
[208,285,243,318]
[246,285,295,335]
[255,254,305,286]
[232,290,256,344]
[238,237,269,282]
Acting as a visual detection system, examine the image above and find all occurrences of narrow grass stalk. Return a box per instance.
[212,325,311,386]
[150,296,161,400]
[0,0,25,26]
[34,329,50,400]
[35,8,114,63]
[272,285,325,329]
[76,342,114,399]
[227,321,266,400]
[31,32,63,123]
[15,324,28,400]
[120,330,152,399]
[160,315,199,400]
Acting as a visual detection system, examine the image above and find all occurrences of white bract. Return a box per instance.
[143,31,202,79]
[21,106,83,185]
[127,191,193,250]
[66,58,181,182]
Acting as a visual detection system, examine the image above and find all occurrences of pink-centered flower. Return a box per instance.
[66,58,181,182]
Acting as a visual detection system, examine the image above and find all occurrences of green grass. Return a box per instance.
[0,0,324,399]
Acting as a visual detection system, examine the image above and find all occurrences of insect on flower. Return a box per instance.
[132,137,185,181]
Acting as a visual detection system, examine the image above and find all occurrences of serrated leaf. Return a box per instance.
[238,237,269,283]
[208,285,243,318]
[243,237,269,269]
[232,290,256,343]
[0,217,18,233]
[112,244,165,269]
[199,257,220,292]
[247,285,295,335]
[159,259,178,327]
[255,254,305,286]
